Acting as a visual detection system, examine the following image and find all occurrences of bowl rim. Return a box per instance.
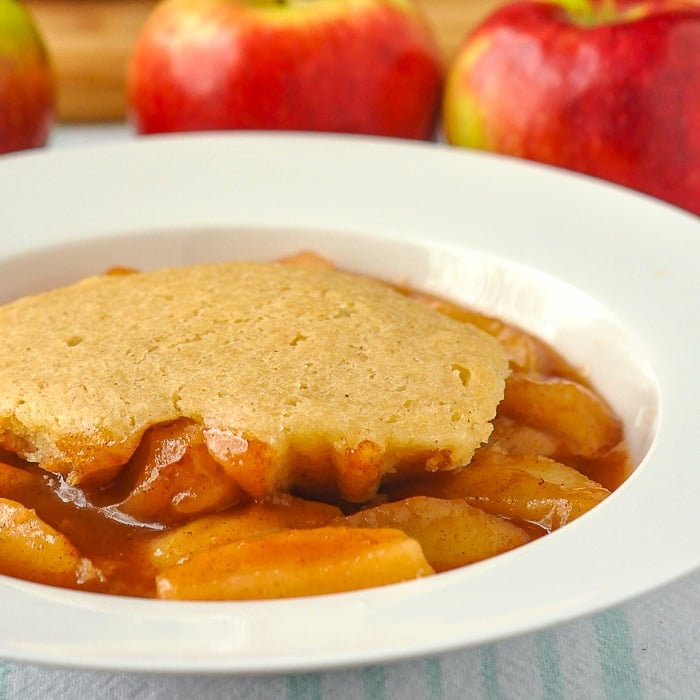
[0,133,697,673]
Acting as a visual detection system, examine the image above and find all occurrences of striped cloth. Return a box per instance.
[1,569,697,700]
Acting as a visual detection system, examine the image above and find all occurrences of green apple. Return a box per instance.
[0,0,53,154]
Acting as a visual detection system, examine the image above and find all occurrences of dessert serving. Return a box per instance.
[0,253,631,600]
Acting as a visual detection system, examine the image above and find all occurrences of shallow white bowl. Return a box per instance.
[0,133,697,673]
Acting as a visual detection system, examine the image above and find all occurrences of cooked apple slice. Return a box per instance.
[393,454,610,531]
[156,526,433,600]
[499,374,622,457]
[342,496,530,571]
[147,494,342,571]
[118,419,243,525]
[0,462,36,494]
[0,498,100,587]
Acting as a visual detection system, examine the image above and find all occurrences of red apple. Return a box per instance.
[0,0,53,154]
[127,0,443,140]
[443,0,700,216]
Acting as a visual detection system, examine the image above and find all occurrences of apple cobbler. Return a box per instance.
[0,253,631,599]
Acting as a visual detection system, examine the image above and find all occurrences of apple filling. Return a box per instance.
[0,257,632,599]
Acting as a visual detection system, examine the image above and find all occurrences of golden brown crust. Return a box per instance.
[0,261,509,500]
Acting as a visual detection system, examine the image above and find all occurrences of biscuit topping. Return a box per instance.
[0,261,509,501]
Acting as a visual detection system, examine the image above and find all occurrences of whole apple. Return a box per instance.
[0,0,53,154]
[443,0,700,216]
[127,0,443,140]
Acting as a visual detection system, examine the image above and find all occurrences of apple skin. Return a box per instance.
[127,0,443,140]
[0,0,53,154]
[443,0,700,216]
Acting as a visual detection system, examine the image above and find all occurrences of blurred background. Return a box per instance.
[25,0,501,123]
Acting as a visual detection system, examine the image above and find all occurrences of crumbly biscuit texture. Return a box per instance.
[0,262,509,500]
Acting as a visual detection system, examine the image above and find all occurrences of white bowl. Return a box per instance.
[0,133,697,673]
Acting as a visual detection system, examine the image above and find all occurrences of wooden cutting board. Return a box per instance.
[26,0,505,122]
